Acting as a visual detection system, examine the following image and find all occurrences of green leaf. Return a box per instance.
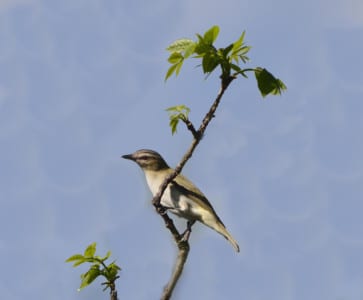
[221,44,234,57]
[74,259,88,267]
[238,46,251,63]
[231,31,246,53]
[230,63,241,73]
[254,67,287,97]
[84,243,97,258]
[183,42,196,58]
[229,31,251,64]
[169,118,179,135]
[167,52,183,64]
[165,39,196,81]
[202,53,219,74]
[165,52,184,81]
[66,254,87,267]
[166,39,195,53]
[65,254,84,263]
[165,63,179,81]
[166,105,190,114]
[194,34,211,55]
[203,25,219,44]
[107,262,122,280]
[102,251,112,261]
[175,61,183,76]
[79,265,101,290]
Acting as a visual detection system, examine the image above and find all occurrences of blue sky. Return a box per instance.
[1,0,362,299]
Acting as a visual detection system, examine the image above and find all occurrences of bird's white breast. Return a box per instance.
[143,170,203,220]
[144,170,176,209]
[144,170,166,195]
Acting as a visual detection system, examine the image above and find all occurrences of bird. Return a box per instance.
[122,149,240,252]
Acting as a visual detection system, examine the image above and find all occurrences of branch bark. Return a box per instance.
[161,241,189,300]
[110,286,118,300]
[153,75,236,300]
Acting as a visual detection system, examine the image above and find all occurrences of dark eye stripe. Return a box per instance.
[138,155,151,160]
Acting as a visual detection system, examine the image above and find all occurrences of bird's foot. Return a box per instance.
[156,205,168,215]
[181,220,195,242]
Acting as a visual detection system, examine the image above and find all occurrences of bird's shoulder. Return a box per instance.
[171,172,218,212]
[173,173,204,195]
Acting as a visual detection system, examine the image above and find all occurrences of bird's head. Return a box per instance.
[122,149,169,171]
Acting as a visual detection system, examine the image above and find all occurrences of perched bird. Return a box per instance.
[122,149,240,252]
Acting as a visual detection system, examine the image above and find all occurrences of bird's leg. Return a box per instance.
[156,204,168,215]
[181,220,196,241]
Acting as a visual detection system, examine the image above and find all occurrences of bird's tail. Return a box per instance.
[205,217,240,252]
[217,224,240,252]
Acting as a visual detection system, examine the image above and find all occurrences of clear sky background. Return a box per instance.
[1,0,362,299]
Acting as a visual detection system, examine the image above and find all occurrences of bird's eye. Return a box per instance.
[138,155,148,160]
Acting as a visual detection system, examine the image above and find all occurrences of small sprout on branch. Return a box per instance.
[166,105,191,135]
[66,242,121,295]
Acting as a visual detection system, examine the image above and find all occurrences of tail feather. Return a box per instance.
[218,224,240,252]
[202,216,240,252]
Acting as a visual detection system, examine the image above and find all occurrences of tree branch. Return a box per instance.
[152,75,235,208]
[110,285,118,300]
[161,241,189,300]
[181,118,200,140]
[152,75,236,300]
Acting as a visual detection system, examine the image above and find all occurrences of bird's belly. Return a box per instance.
[160,191,203,221]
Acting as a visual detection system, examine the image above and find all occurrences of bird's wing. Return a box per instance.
[170,172,224,225]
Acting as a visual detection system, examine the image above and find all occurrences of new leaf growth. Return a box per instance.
[165,25,286,92]
[165,25,286,134]
[66,243,121,293]
[166,105,191,135]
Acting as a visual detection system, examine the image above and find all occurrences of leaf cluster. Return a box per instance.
[166,105,191,135]
[165,25,286,97]
[65,243,121,292]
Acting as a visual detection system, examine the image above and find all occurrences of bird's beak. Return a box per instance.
[121,153,134,160]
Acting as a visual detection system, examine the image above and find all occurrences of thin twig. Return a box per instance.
[153,75,236,300]
[181,118,200,140]
[101,280,118,300]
